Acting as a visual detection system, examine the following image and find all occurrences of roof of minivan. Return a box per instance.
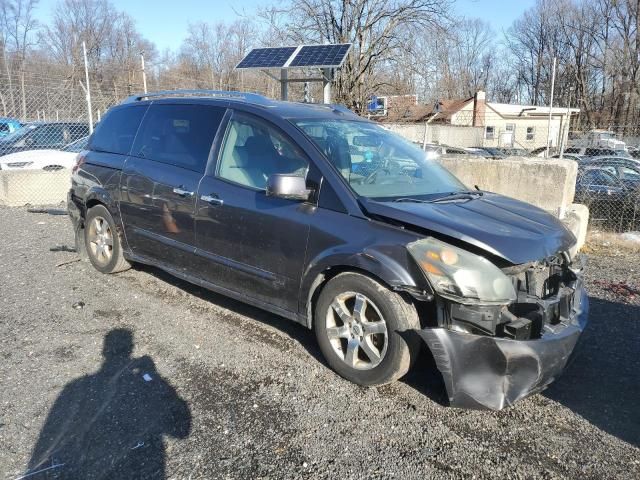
[122,92,365,121]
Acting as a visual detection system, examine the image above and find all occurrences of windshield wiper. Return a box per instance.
[392,197,429,203]
[427,191,484,203]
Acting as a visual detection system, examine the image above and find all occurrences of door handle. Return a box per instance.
[201,194,224,206]
[173,187,194,197]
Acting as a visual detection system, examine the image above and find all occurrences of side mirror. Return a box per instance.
[266,174,310,201]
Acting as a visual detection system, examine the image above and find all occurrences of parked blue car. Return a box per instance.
[0,117,22,137]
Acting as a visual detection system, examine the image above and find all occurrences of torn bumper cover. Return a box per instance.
[417,285,589,410]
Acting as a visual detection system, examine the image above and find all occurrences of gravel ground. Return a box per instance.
[0,206,638,480]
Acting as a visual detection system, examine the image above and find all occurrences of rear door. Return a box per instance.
[120,103,226,268]
[194,110,316,313]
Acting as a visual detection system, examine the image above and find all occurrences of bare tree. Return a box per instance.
[1,0,39,118]
[259,0,452,111]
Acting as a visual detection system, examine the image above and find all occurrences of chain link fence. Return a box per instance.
[2,70,639,234]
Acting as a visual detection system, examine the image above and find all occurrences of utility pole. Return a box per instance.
[559,86,574,160]
[545,57,557,158]
[140,52,148,94]
[82,41,93,134]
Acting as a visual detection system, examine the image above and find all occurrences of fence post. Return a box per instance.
[140,52,148,94]
[545,57,557,158]
[82,41,94,134]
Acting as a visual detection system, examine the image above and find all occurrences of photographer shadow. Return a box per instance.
[25,328,191,479]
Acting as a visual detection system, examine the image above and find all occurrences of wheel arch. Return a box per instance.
[78,188,128,254]
[301,253,431,329]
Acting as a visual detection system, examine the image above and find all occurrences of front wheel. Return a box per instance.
[314,272,421,386]
[84,204,130,274]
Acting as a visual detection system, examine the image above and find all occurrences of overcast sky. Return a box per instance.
[35,0,537,53]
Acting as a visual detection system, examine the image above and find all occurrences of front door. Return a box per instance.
[119,103,226,267]
[194,111,315,313]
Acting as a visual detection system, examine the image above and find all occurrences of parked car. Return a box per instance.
[0,136,88,171]
[564,146,632,158]
[0,121,89,157]
[69,90,588,411]
[529,146,556,157]
[575,166,639,227]
[0,117,22,137]
[579,156,640,190]
[551,153,583,161]
[468,147,506,159]
[420,143,487,157]
[495,147,530,157]
[628,147,640,159]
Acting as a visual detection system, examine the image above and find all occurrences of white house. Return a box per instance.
[432,91,581,149]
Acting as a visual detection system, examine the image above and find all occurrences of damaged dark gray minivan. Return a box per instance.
[68,90,588,410]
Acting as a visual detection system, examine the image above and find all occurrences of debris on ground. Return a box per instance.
[56,258,81,267]
[72,301,85,309]
[50,245,76,253]
[27,208,67,216]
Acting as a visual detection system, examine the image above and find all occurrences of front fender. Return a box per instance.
[299,245,431,327]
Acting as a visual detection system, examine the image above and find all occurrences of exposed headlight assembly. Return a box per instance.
[407,237,516,305]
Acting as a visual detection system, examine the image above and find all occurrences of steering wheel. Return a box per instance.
[364,166,391,184]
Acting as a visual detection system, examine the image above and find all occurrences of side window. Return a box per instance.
[91,105,147,155]
[31,125,65,146]
[131,104,224,172]
[620,166,640,180]
[217,114,309,190]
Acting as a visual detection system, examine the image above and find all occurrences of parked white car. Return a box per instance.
[0,136,87,171]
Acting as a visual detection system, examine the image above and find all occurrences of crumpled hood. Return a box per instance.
[361,193,576,265]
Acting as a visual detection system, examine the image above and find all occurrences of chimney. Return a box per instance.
[473,90,486,127]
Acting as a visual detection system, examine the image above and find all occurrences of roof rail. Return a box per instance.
[121,89,272,105]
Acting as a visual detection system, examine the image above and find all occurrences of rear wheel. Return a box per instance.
[314,272,421,386]
[84,205,130,274]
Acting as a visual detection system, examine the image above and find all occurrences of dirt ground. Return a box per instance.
[0,206,638,479]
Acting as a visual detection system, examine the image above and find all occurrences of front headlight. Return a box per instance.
[407,237,516,305]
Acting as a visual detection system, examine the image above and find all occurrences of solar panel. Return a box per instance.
[236,47,298,69]
[288,44,351,68]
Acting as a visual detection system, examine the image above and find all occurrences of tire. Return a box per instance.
[84,204,130,274]
[314,272,421,386]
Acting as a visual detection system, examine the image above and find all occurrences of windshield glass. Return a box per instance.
[293,119,466,200]
[63,136,89,152]
[0,124,37,143]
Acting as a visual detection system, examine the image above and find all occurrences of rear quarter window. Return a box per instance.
[130,104,225,173]
[90,105,147,155]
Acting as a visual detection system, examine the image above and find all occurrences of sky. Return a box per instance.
[35,0,537,53]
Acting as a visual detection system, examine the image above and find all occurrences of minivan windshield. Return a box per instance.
[293,119,466,200]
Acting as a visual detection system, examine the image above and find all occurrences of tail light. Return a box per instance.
[72,151,87,174]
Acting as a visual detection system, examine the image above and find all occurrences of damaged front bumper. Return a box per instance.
[417,283,589,410]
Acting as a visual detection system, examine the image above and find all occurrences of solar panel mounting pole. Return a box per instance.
[323,68,332,104]
[280,69,288,101]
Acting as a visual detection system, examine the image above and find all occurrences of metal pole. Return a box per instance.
[559,87,573,160]
[280,69,288,101]
[322,68,332,104]
[545,57,556,158]
[140,52,148,94]
[82,41,94,134]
